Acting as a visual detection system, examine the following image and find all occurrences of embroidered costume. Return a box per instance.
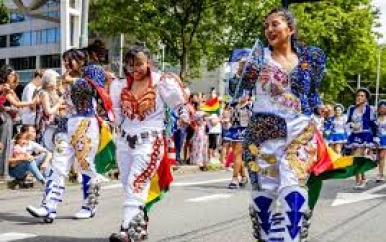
[26,65,109,222]
[325,115,348,144]
[239,40,326,242]
[346,104,378,149]
[109,72,188,242]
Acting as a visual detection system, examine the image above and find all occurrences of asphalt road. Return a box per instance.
[1,169,386,242]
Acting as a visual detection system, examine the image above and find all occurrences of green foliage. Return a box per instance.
[0,0,9,24]
[91,0,381,101]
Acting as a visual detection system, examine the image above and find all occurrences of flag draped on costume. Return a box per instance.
[307,130,376,209]
[94,121,116,174]
[145,138,174,213]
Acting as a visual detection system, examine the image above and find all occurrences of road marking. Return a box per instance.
[186,194,233,203]
[0,232,37,241]
[102,178,230,190]
[172,178,230,187]
[332,182,386,207]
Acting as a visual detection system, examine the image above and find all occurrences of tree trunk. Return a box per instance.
[179,45,189,82]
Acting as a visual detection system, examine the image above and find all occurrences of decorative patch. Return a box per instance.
[285,123,316,180]
[132,138,163,193]
[120,87,156,121]
[71,120,92,170]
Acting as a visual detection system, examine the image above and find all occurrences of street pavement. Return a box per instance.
[1,169,386,242]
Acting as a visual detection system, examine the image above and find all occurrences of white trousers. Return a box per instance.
[116,134,164,229]
[44,117,100,212]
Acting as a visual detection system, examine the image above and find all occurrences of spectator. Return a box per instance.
[0,65,36,177]
[8,126,51,189]
[206,113,221,162]
[220,102,232,167]
[21,69,44,125]
[191,112,208,170]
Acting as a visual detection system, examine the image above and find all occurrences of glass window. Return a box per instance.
[9,57,36,70]
[47,28,56,43]
[0,59,5,68]
[40,54,61,68]
[0,35,6,48]
[31,31,38,45]
[41,29,47,44]
[10,33,22,47]
[10,12,25,23]
[21,32,31,46]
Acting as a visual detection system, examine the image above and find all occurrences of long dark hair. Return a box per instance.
[62,48,88,71]
[265,8,298,51]
[0,65,15,84]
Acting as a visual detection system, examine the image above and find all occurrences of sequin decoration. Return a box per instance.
[71,79,96,116]
[243,113,287,162]
[71,120,92,170]
[285,123,316,180]
[120,88,156,121]
[132,138,163,193]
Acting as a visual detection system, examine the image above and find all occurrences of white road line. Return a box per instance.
[102,178,230,190]
[172,178,230,187]
[0,232,37,241]
[186,194,233,203]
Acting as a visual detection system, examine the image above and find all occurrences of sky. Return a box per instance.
[373,0,386,43]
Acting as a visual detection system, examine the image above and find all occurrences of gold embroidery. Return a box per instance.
[285,123,315,179]
[248,161,260,172]
[71,120,92,170]
[120,87,156,121]
[248,144,260,156]
[260,154,277,165]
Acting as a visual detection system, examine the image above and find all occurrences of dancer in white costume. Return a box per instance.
[109,43,190,242]
[26,49,109,222]
[238,8,326,242]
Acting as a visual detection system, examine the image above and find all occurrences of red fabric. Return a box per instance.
[310,129,334,176]
[225,151,234,168]
[205,97,219,107]
[157,138,174,190]
[85,77,115,123]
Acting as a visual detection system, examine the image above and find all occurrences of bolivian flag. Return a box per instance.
[307,130,376,209]
[145,139,174,213]
[95,121,116,174]
[200,97,221,115]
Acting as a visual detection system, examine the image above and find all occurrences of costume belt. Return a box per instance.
[121,130,164,149]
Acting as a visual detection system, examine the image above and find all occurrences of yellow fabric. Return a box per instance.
[327,147,354,169]
[98,122,113,151]
[146,173,161,204]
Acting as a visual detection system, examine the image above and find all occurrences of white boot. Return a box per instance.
[74,206,95,219]
[74,174,100,219]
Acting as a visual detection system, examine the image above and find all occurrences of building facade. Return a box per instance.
[0,0,82,84]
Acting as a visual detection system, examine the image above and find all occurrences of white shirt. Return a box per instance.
[21,82,38,125]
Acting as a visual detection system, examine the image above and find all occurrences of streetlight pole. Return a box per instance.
[119,33,124,77]
[375,47,382,107]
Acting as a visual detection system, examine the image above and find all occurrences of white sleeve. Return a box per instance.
[157,73,186,110]
[30,141,46,153]
[21,84,35,102]
[110,79,126,126]
[157,73,189,122]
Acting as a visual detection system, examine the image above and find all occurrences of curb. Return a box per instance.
[0,165,224,191]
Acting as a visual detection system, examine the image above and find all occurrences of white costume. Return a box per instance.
[26,65,107,222]
[109,72,188,241]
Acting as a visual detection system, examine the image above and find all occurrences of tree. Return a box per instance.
[289,0,380,102]
[0,0,9,24]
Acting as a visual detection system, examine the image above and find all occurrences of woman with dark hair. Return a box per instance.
[325,103,348,154]
[109,43,190,242]
[346,88,378,189]
[0,65,36,177]
[238,8,326,241]
[26,48,112,222]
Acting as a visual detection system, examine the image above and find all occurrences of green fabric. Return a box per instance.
[95,141,116,174]
[307,157,376,209]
